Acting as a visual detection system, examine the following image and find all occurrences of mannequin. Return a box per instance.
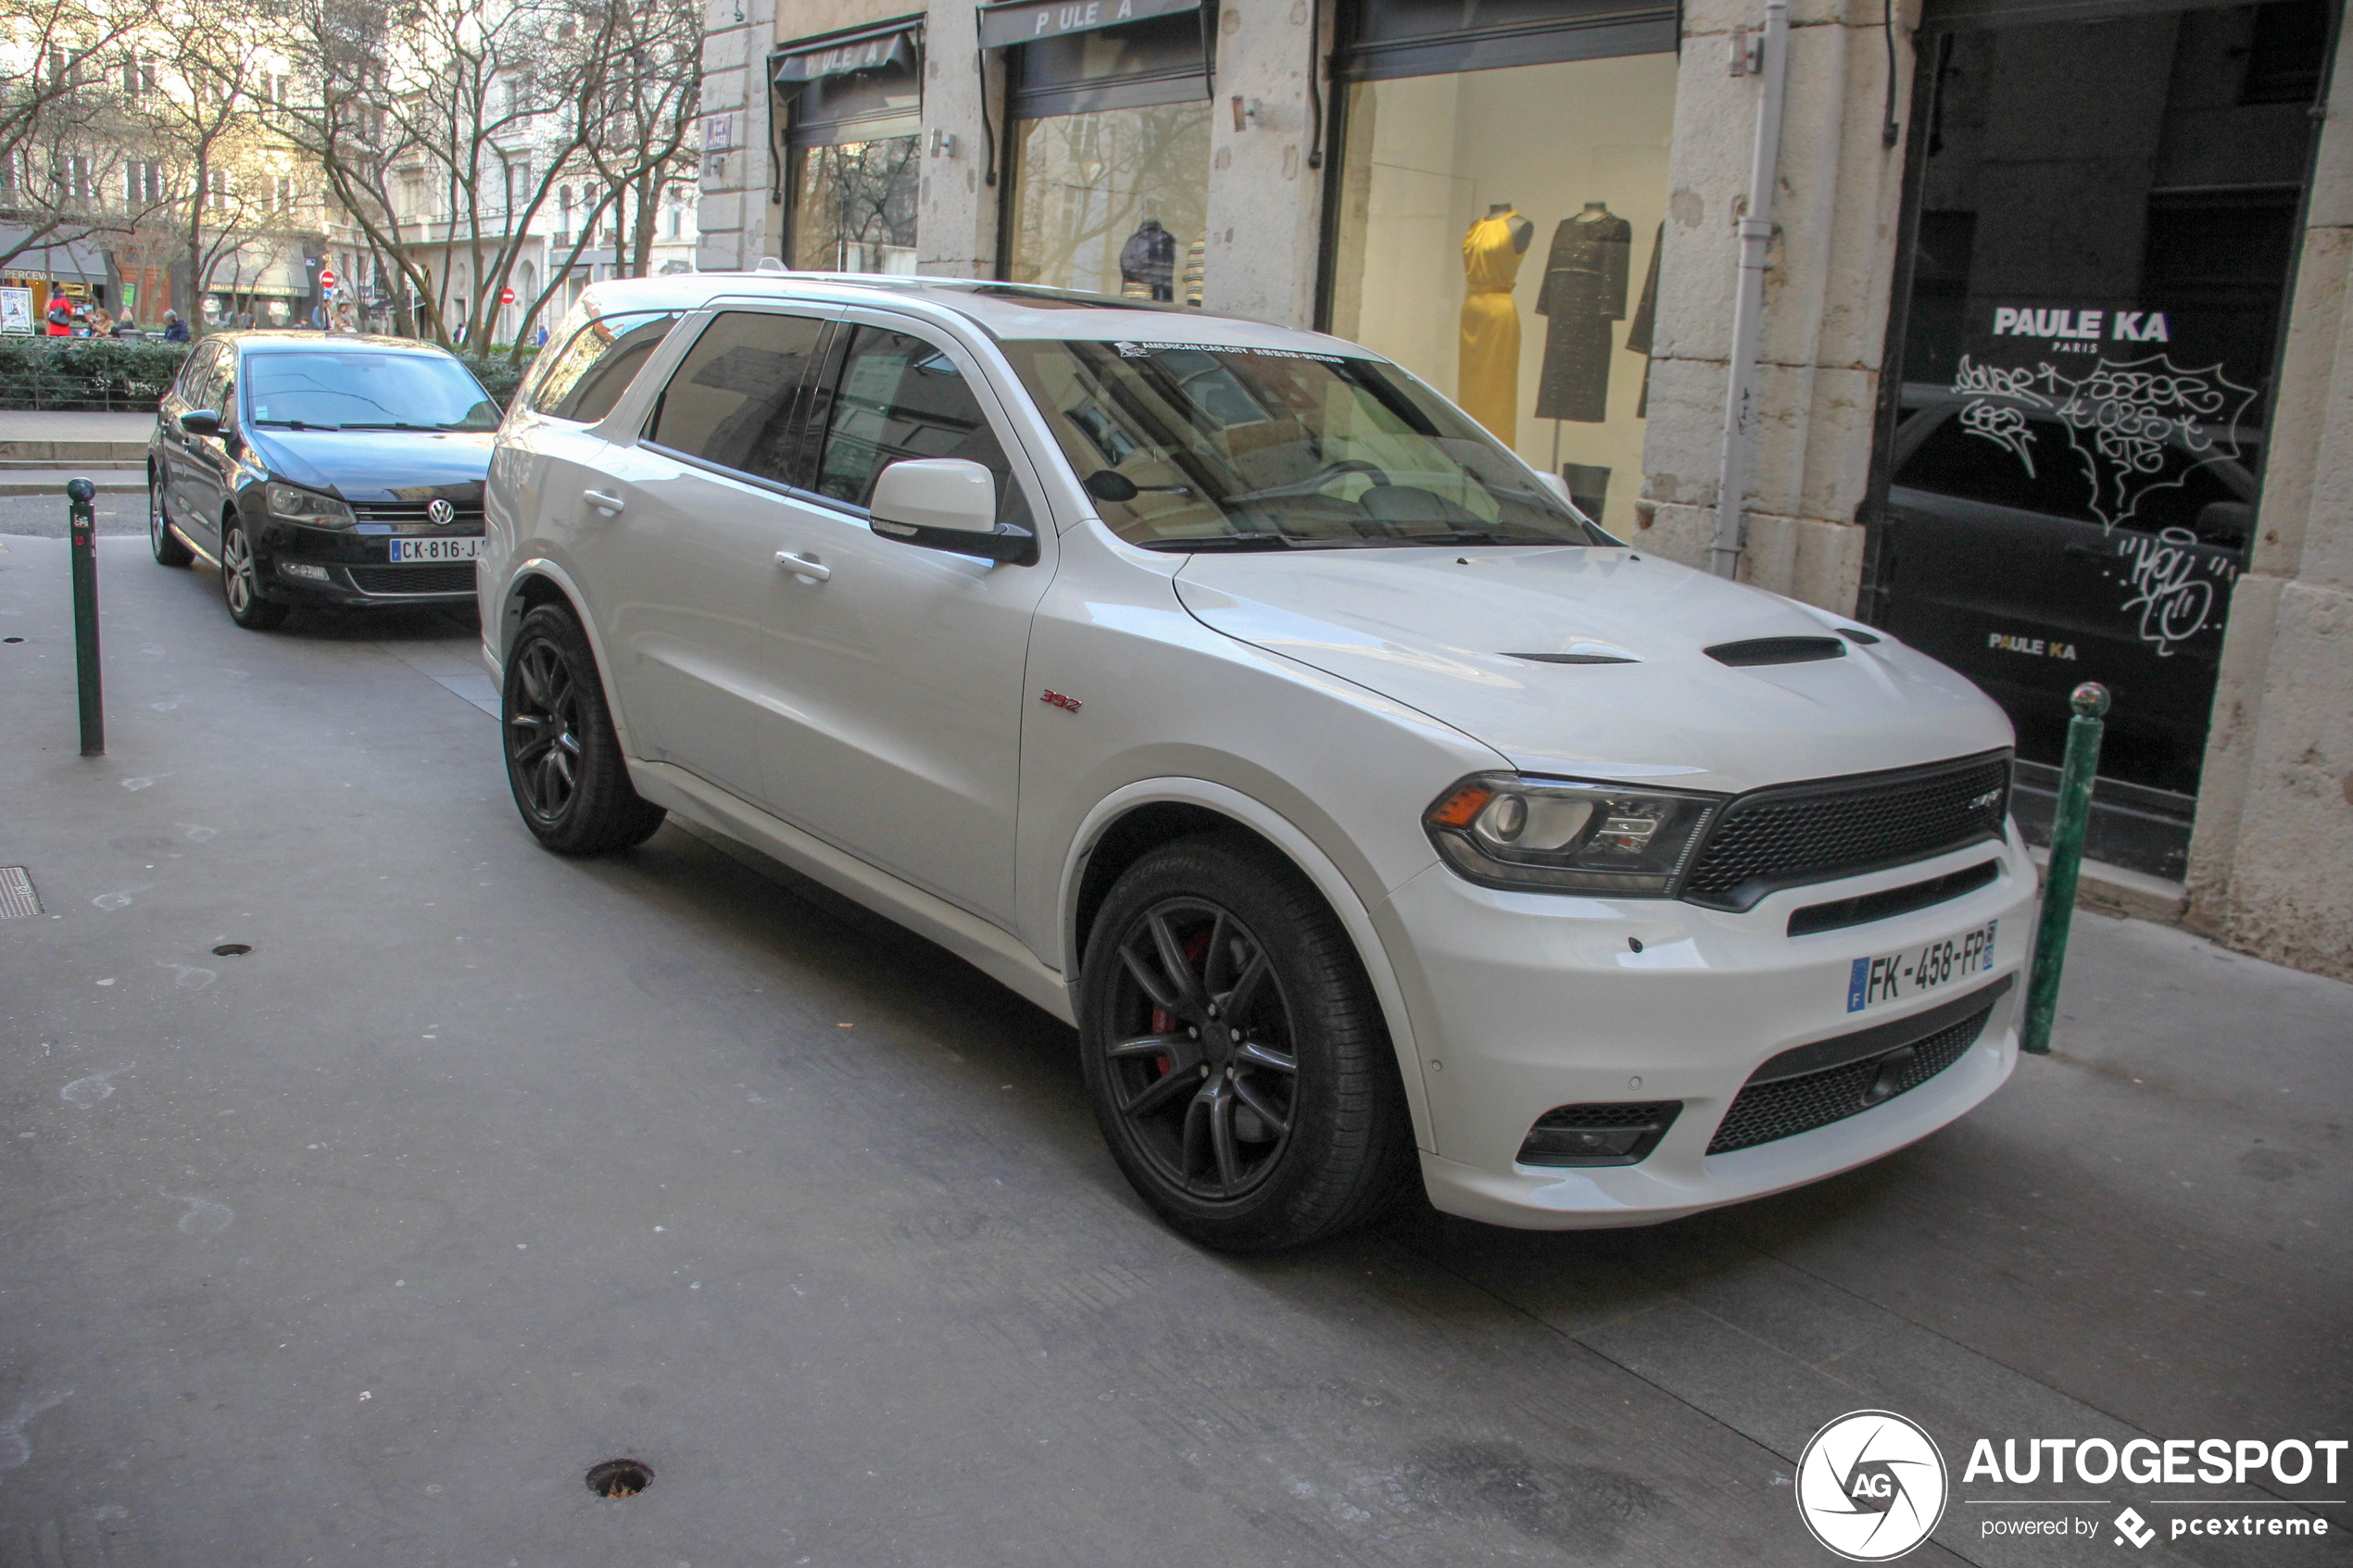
[1626,221,1664,418]
[1459,203,1534,446]
[1120,218,1177,303]
[1534,202,1632,425]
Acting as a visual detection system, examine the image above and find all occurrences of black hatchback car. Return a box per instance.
[147,332,500,629]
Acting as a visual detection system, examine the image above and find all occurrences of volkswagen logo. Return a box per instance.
[1795,1411,1948,1561]
[427,498,455,525]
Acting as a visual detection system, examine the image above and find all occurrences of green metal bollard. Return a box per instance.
[67,476,103,757]
[2020,682,2108,1055]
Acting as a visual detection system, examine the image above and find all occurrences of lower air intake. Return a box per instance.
[1705,980,2008,1155]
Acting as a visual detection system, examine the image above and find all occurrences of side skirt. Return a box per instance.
[627,759,1077,1025]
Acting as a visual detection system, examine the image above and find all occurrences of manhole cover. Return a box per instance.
[585,1459,653,1499]
[0,868,40,920]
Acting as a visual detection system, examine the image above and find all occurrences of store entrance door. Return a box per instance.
[1866,0,2328,879]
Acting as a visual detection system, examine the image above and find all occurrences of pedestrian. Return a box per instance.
[161,309,189,343]
[332,296,358,334]
[111,313,139,338]
[88,307,114,337]
[44,298,72,335]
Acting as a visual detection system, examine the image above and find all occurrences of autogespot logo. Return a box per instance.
[1797,1411,1951,1561]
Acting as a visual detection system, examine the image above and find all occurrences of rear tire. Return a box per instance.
[149,473,192,567]
[220,516,287,630]
[502,603,666,855]
[1078,834,1414,1251]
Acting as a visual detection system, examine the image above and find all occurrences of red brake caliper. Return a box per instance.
[1147,931,1214,1078]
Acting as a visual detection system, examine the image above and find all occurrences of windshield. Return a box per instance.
[245,352,499,432]
[1000,339,1610,550]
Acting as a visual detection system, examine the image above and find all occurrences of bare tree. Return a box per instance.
[0,0,156,272]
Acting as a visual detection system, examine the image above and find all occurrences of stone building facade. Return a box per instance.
[700,0,2352,978]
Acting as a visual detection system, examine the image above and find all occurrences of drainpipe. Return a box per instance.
[1710,0,1792,580]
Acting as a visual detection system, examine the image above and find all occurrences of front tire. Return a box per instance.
[219,516,287,629]
[501,603,665,855]
[1078,834,1413,1251]
[149,473,192,567]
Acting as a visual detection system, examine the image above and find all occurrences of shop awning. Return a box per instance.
[976,0,1200,50]
[0,228,108,286]
[774,19,923,86]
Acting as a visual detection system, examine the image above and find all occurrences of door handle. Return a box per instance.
[776,550,830,582]
[583,489,625,516]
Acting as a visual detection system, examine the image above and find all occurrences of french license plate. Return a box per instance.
[390,536,482,562]
[1847,921,1998,1012]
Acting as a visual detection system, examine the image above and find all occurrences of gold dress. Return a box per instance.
[1459,214,1529,447]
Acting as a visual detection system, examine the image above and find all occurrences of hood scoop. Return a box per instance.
[1507,651,1639,665]
[1705,636,1846,668]
[1506,640,1641,666]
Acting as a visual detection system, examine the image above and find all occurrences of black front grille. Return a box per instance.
[352,498,484,521]
[1787,859,2002,936]
[1680,751,2010,910]
[349,562,476,595]
[1705,982,2007,1156]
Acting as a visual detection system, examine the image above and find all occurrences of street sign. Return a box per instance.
[320,269,337,288]
[499,288,516,305]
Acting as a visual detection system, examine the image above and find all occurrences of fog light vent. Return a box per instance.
[1516,1100,1680,1167]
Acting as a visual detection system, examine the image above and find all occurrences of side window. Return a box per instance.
[646,310,829,486]
[1894,413,2096,521]
[524,310,680,422]
[203,352,236,423]
[174,343,217,402]
[812,325,1031,528]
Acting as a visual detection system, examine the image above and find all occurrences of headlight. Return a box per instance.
[268,482,355,528]
[1424,773,1724,896]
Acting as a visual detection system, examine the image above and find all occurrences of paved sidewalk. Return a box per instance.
[1,534,2347,1567]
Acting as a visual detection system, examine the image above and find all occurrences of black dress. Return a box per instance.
[1533,209,1632,423]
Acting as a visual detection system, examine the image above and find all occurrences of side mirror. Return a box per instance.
[1534,470,1575,509]
[179,409,220,437]
[869,458,1035,565]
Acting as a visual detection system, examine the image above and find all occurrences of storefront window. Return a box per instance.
[790,140,919,274]
[1002,9,1213,304]
[1009,103,1212,302]
[1326,53,1678,536]
[776,22,923,275]
[1874,0,2323,834]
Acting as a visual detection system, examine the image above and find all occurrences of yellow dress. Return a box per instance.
[1460,214,1529,448]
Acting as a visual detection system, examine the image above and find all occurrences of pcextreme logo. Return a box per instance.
[1796,1411,1951,1561]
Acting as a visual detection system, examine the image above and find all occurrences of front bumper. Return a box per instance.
[252,516,482,605]
[1377,825,2038,1228]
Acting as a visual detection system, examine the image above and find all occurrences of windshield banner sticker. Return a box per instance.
[1112,341,1346,364]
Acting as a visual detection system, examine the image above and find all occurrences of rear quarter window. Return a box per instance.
[522,311,682,422]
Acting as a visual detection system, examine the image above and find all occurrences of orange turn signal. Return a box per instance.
[1427,783,1496,829]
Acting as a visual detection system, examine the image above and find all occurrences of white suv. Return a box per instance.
[480,272,2035,1250]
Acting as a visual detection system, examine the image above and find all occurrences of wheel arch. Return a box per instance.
[498,560,639,757]
[1060,781,1434,1152]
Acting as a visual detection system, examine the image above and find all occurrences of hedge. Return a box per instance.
[0,337,191,411]
[0,337,535,412]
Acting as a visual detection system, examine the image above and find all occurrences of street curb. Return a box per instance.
[0,474,145,496]
[2031,845,2188,926]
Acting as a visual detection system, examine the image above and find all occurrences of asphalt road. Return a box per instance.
[1,535,2347,1567]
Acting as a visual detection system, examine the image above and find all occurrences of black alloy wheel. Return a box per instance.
[219,517,287,629]
[1080,834,1413,1251]
[149,473,192,567]
[501,603,665,855]
[1105,895,1301,1202]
